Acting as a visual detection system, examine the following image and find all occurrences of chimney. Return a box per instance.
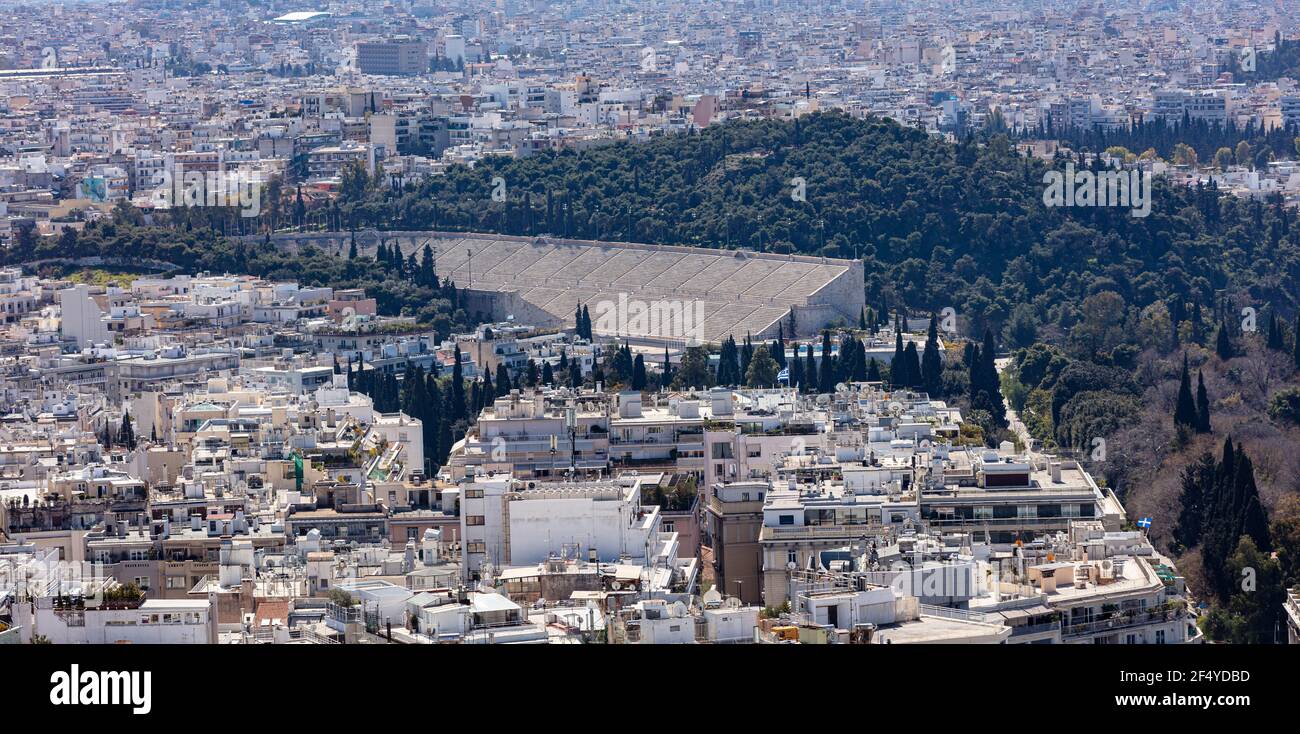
[1050,462,1062,483]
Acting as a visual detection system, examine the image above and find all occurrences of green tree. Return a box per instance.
[673,346,713,389]
[745,344,779,387]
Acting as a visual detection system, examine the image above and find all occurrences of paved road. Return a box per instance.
[994,356,1037,456]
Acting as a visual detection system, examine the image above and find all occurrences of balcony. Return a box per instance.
[1062,608,1179,638]
[1009,620,1062,637]
[759,523,893,542]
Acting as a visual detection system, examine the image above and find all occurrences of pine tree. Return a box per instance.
[1195,369,1212,434]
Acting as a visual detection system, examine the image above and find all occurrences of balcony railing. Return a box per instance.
[1009,620,1062,637]
[1063,608,1177,637]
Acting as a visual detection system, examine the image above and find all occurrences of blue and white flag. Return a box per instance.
[777,366,790,382]
[1137,517,1152,530]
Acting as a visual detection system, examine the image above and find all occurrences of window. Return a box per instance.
[974,506,993,520]
[779,514,795,525]
[787,550,797,564]
[1155,630,1166,644]
[134,577,150,590]
[465,488,484,499]
[1018,505,1037,519]
[466,515,485,526]
[166,577,187,590]
[467,541,486,554]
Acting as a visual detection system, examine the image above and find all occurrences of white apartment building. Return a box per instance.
[0,267,38,323]
[457,473,667,578]
[16,596,217,644]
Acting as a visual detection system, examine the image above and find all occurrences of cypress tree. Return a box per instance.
[119,412,135,449]
[631,354,647,390]
[1174,354,1198,430]
[803,343,817,393]
[790,348,805,390]
[1195,369,1211,434]
[1266,311,1284,350]
[921,315,943,396]
[542,361,554,386]
[495,363,511,397]
[1214,318,1235,360]
[1173,452,1215,550]
[818,331,835,392]
[771,338,786,368]
[980,329,1008,427]
[867,357,881,382]
[450,347,466,421]
[1235,450,1271,553]
[1294,313,1300,372]
[902,342,921,388]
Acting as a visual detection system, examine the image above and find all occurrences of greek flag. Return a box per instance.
[1137,517,1152,530]
[777,366,790,382]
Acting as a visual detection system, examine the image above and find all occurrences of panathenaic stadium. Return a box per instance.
[267,231,865,347]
